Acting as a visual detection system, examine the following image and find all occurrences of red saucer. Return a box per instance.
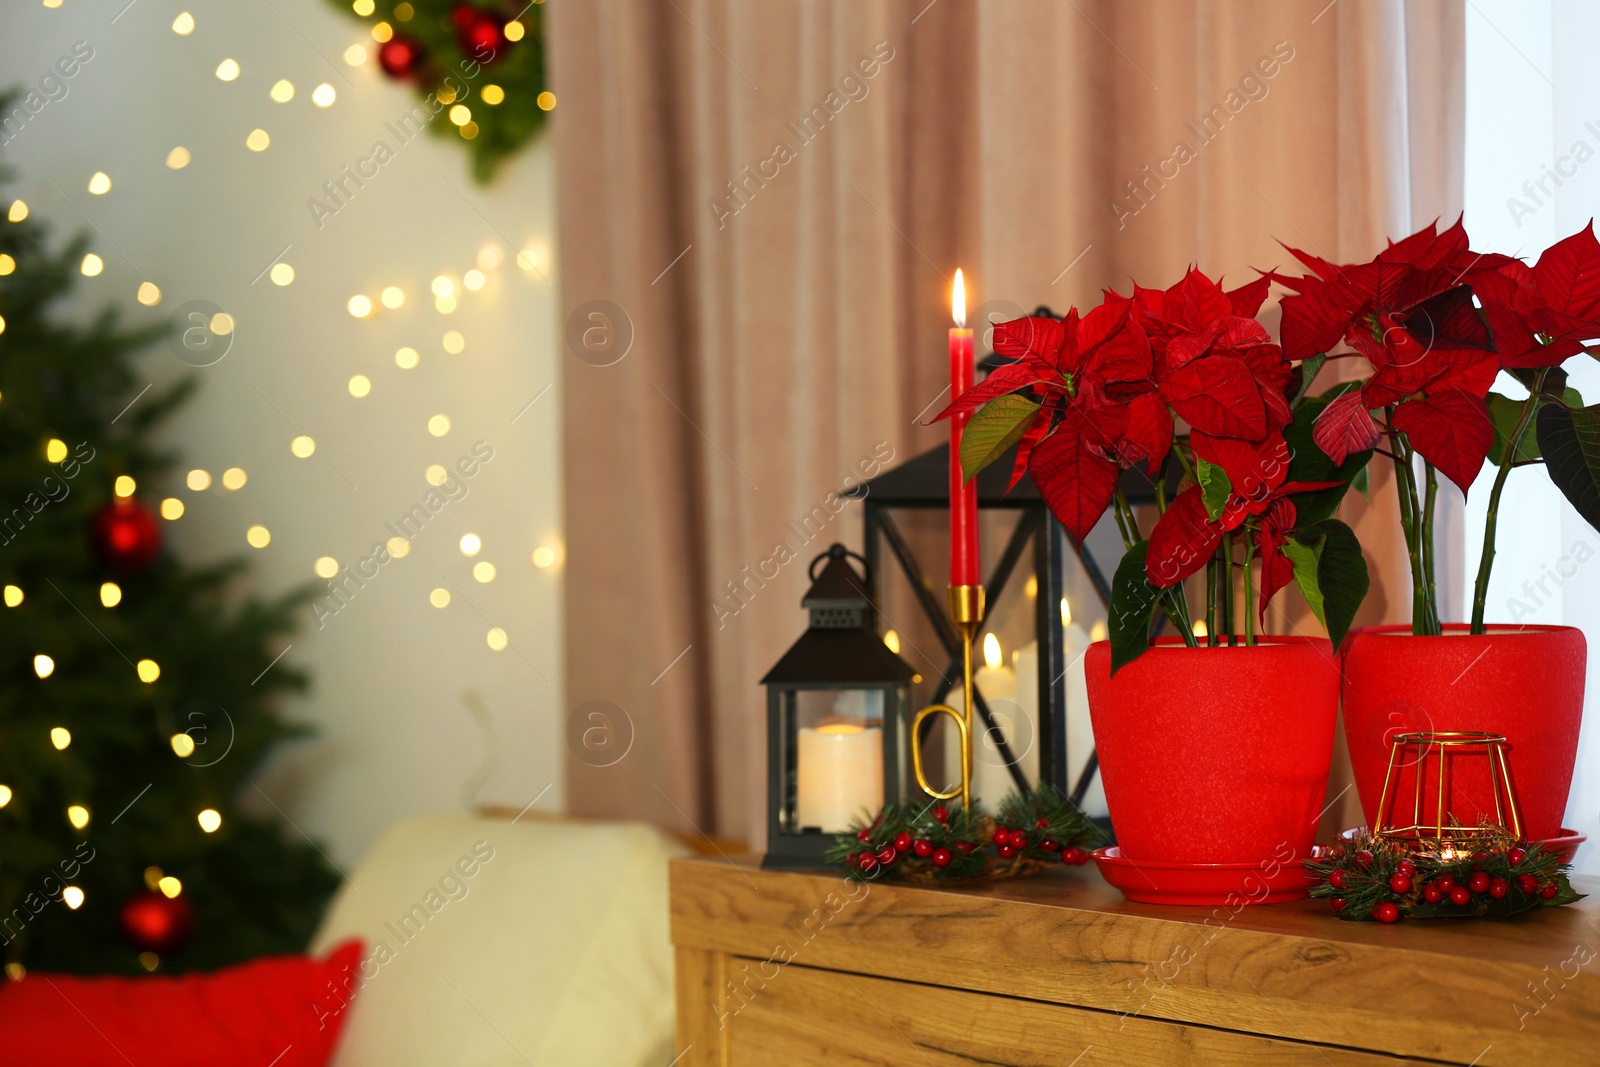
[1091,846,1322,906]
[1336,827,1587,864]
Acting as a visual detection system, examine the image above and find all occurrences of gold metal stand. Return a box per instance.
[911,585,985,811]
[1373,731,1524,856]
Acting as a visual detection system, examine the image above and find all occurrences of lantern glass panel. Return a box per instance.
[789,689,885,835]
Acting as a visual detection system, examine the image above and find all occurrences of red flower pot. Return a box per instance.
[1086,636,1339,867]
[1341,624,1586,842]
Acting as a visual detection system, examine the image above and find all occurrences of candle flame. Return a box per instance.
[1192,619,1208,638]
[1060,597,1072,627]
[952,268,966,328]
[982,631,1002,670]
[883,629,901,654]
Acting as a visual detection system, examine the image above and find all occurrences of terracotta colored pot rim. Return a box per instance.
[1350,624,1580,638]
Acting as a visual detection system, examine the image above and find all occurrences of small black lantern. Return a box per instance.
[761,544,916,870]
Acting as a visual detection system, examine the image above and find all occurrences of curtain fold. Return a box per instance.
[551,0,1465,844]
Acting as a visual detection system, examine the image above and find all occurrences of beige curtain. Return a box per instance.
[551,0,1464,845]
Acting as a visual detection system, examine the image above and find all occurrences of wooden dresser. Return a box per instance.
[670,855,1600,1065]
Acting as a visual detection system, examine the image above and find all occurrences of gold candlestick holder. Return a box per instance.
[911,584,985,812]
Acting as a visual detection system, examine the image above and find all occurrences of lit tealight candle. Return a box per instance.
[795,718,883,833]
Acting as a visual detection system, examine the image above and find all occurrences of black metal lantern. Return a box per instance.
[761,544,916,870]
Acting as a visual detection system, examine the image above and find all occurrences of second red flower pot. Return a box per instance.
[1086,636,1340,867]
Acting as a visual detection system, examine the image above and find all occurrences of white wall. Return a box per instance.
[1464,0,1599,872]
[1,0,563,865]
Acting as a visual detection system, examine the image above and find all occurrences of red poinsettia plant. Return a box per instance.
[940,269,1373,671]
[1274,217,1600,634]
[946,218,1600,666]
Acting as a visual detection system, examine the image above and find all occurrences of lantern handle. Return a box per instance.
[809,543,871,585]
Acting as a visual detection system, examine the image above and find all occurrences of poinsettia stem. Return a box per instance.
[1111,489,1140,549]
[1388,424,1429,635]
[1243,536,1257,646]
[1224,543,1236,646]
[1115,489,1198,648]
[1171,441,1197,483]
[1422,462,1441,635]
[1471,370,1549,634]
[1205,555,1219,646]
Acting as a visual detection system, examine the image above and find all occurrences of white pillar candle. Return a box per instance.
[796,720,883,833]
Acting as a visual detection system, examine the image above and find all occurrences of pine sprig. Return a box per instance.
[1305,830,1582,922]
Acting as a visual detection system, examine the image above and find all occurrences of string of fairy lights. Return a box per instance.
[1,2,562,930]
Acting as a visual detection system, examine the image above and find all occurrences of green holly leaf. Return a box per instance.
[1289,519,1368,649]
[1196,458,1232,520]
[961,395,1041,481]
[1108,541,1161,675]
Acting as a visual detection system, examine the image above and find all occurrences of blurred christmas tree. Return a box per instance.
[0,148,338,975]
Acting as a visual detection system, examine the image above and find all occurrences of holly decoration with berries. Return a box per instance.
[1306,830,1582,922]
[827,791,1098,884]
[329,0,550,182]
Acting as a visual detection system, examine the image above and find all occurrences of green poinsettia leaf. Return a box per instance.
[1291,519,1368,649]
[1290,354,1328,406]
[1108,541,1161,675]
[1196,458,1232,520]
[1282,536,1326,628]
[1487,387,1585,465]
[1536,400,1600,534]
[961,395,1041,481]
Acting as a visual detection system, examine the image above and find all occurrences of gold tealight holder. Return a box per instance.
[1373,731,1524,856]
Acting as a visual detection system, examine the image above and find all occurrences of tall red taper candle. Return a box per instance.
[948,269,979,587]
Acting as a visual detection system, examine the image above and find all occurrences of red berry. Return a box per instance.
[956,841,976,853]
[1518,873,1539,894]
[1373,901,1400,923]
[1389,874,1413,894]
[1471,851,1489,864]
[1073,848,1090,865]
[1328,869,1346,890]
[1509,847,1527,866]
[1397,859,1417,878]
[931,848,952,868]
[912,839,933,858]
[859,853,877,872]
[1449,886,1471,906]
[1468,870,1490,894]
[1541,883,1559,900]
[876,846,898,866]
[1355,850,1374,870]
[1489,877,1509,900]
[993,829,1011,847]
[1035,817,1050,829]
[1008,830,1029,850]
[1040,838,1060,852]
[1422,884,1444,903]
[1436,874,1455,892]
[997,844,1015,859]
[1062,846,1084,865]
[857,829,872,842]
[1330,897,1346,912]
[932,806,949,822]
[893,832,913,853]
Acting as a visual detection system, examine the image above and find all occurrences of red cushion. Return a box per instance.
[0,939,364,1067]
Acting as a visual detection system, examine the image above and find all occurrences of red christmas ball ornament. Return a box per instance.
[92,499,161,572]
[1388,873,1413,894]
[931,847,952,868]
[1422,883,1444,903]
[912,839,933,858]
[892,832,913,853]
[1449,886,1471,906]
[1373,901,1400,923]
[377,35,425,79]
[453,5,505,63]
[932,805,948,822]
[120,889,194,954]
[1468,870,1490,894]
